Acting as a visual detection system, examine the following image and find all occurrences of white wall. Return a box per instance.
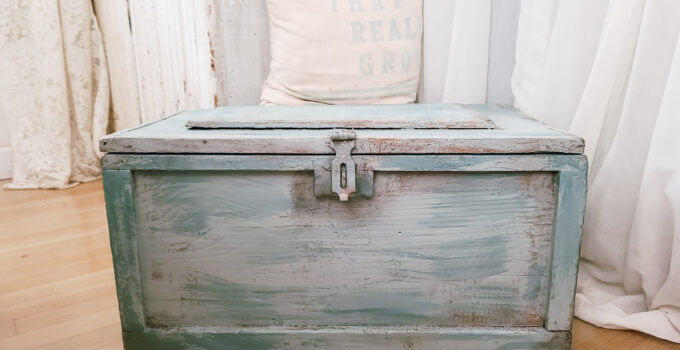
[94,0,271,129]
[0,112,12,180]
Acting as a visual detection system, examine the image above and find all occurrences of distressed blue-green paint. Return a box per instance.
[102,170,145,332]
[122,329,281,350]
[545,170,588,331]
[135,171,296,229]
[314,168,374,198]
[383,234,511,281]
[320,290,441,321]
[132,169,555,329]
[101,104,586,349]
[523,263,549,302]
[180,273,286,325]
[102,154,586,172]
[120,327,570,350]
[103,153,585,349]
[185,103,495,129]
[99,104,584,155]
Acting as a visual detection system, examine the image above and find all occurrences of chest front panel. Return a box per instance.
[132,163,557,329]
[102,104,587,349]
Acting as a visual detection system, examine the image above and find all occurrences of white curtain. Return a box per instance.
[419,0,520,106]
[423,0,680,342]
[2,0,677,340]
[0,0,109,189]
[513,0,680,342]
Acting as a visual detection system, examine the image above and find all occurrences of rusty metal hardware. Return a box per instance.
[330,130,356,201]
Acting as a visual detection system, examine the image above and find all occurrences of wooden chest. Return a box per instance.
[101,104,587,350]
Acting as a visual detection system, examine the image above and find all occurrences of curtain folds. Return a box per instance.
[513,0,680,342]
[419,0,491,104]
[2,0,679,342]
[419,0,520,106]
[423,0,680,342]
[0,0,109,189]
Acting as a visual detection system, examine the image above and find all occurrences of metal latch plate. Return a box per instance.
[330,130,356,201]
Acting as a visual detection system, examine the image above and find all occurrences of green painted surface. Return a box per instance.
[99,104,584,155]
[103,170,145,332]
[545,170,588,330]
[102,154,586,172]
[102,151,586,349]
[133,169,555,328]
[121,327,570,350]
[184,103,496,129]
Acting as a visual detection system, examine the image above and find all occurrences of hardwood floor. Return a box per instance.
[1,179,678,349]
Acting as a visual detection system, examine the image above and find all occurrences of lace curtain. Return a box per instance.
[0,0,109,189]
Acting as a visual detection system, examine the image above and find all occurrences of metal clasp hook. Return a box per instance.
[330,130,356,201]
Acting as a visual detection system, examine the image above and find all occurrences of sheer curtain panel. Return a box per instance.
[419,0,520,106]
[513,0,680,342]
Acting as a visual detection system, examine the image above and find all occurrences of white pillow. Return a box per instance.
[261,0,423,105]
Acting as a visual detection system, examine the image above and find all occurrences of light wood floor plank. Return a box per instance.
[0,308,120,350]
[1,179,678,349]
[32,323,123,350]
[0,231,110,270]
[1,278,115,322]
[0,269,114,314]
[0,213,106,248]
[14,293,119,335]
[2,255,115,294]
[0,319,16,338]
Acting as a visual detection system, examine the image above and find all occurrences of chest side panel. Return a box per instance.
[133,169,557,328]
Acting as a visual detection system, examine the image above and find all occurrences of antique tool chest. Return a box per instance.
[101,104,587,350]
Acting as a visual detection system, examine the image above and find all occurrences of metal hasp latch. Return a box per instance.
[330,130,356,201]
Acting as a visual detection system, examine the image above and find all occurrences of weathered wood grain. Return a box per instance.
[185,104,495,129]
[126,1,217,124]
[209,0,270,106]
[94,0,271,129]
[133,169,556,328]
[122,327,570,350]
[102,154,587,172]
[102,152,587,348]
[546,170,588,330]
[102,170,145,332]
[99,105,585,154]
[101,103,587,348]
[92,0,142,131]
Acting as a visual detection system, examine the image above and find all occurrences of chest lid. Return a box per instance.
[185,104,495,129]
[100,104,584,154]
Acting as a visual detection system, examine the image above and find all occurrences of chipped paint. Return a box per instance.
[102,109,587,348]
[133,169,556,329]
